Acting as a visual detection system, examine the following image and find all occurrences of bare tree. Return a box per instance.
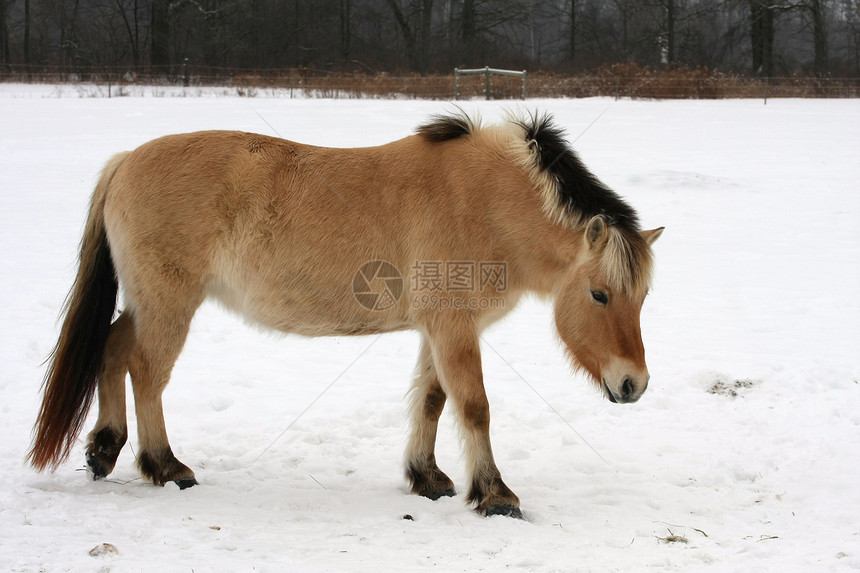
[385,0,433,71]
[0,0,9,66]
[840,0,860,73]
[462,0,476,61]
[111,0,143,66]
[750,0,776,74]
[664,0,675,64]
[0,0,848,77]
[150,0,169,69]
[340,0,350,60]
[611,0,633,56]
[23,0,29,66]
[807,0,828,74]
[569,0,577,62]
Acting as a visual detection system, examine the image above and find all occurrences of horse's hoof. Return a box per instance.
[85,427,127,480]
[484,504,523,519]
[86,453,109,480]
[138,448,197,488]
[423,487,457,501]
[175,477,199,490]
[407,462,456,501]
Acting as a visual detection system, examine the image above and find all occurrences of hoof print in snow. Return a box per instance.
[707,375,758,398]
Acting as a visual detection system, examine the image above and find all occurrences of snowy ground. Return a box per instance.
[1,84,858,572]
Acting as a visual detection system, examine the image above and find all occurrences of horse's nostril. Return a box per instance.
[621,378,634,399]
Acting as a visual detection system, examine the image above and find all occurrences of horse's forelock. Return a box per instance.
[600,226,654,300]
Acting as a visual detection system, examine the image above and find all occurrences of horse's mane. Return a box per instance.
[416,113,475,142]
[417,110,654,296]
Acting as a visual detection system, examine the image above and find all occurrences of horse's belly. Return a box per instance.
[205,275,411,337]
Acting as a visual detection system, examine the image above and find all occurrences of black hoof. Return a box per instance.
[86,453,110,480]
[138,448,197,487]
[484,504,523,519]
[423,487,457,501]
[86,427,127,480]
[175,477,199,490]
[407,461,456,501]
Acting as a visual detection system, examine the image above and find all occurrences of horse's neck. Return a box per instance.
[503,209,584,297]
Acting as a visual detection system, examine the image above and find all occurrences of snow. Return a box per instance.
[1,84,859,572]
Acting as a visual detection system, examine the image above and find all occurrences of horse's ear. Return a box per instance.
[585,215,609,251]
[640,227,665,246]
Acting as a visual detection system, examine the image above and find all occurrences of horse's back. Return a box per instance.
[100,128,523,333]
[101,130,428,331]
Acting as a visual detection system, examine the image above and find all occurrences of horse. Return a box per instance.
[28,110,663,518]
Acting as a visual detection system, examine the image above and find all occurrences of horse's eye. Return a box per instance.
[591,290,608,305]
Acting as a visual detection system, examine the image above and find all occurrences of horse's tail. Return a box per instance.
[28,152,128,471]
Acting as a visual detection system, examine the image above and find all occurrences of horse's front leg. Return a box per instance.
[427,320,522,518]
[405,337,456,500]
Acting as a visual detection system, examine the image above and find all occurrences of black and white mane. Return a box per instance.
[418,110,654,295]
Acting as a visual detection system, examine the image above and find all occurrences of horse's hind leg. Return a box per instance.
[405,337,456,500]
[86,311,135,479]
[128,292,203,489]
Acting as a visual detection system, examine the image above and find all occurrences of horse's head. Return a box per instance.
[555,215,663,404]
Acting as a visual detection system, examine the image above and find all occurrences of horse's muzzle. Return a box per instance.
[602,377,643,404]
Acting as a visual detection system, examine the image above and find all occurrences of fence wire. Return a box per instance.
[2,65,857,100]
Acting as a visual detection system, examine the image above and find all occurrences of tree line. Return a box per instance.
[1,1,859,77]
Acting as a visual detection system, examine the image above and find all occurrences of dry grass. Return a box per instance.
[657,530,689,544]
[530,64,859,99]
[3,64,858,99]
